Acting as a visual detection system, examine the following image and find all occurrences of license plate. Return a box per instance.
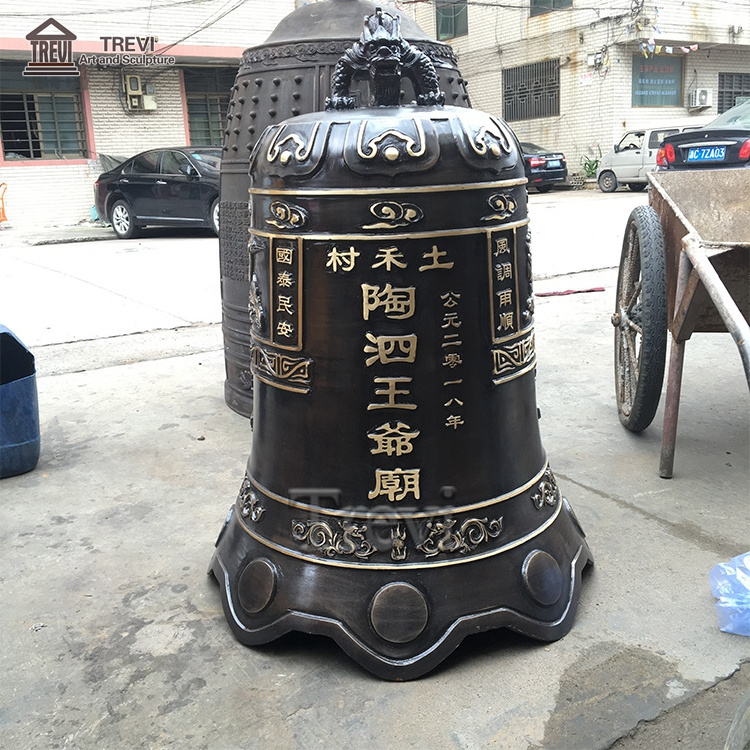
[547,160,561,167]
[686,146,726,162]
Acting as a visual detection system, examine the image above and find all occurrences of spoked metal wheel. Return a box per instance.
[612,206,668,432]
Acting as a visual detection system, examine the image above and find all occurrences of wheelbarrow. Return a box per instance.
[612,168,750,477]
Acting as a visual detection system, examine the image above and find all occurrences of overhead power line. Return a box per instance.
[0,0,218,18]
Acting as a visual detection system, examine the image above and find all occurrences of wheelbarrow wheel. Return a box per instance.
[613,205,667,432]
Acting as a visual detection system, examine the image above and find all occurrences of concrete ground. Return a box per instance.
[0,189,748,749]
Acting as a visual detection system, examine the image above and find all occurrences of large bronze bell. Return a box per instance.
[210,8,592,680]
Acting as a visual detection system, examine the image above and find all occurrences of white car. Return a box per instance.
[596,122,709,192]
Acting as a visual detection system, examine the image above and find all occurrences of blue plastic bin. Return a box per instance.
[0,326,40,478]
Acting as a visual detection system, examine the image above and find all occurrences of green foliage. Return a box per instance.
[580,145,603,178]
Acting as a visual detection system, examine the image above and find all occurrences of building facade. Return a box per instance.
[2,0,747,228]
[407,0,750,176]
[0,0,295,227]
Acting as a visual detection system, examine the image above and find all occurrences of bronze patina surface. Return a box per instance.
[210,9,592,680]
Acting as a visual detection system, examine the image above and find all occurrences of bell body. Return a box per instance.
[211,99,592,680]
[219,0,471,418]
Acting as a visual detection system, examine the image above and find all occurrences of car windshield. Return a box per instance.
[189,149,222,169]
[618,132,644,150]
[520,142,548,154]
[706,101,750,129]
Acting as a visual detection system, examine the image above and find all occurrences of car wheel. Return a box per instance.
[210,197,220,236]
[628,182,647,192]
[110,200,139,239]
[598,171,618,193]
[536,185,553,193]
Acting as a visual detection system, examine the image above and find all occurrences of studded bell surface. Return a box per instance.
[219,0,471,418]
[210,9,592,680]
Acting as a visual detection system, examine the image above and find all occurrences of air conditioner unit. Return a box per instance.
[124,74,142,96]
[689,88,713,108]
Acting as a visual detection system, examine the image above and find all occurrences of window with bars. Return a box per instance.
[502,59,560,121]
[0,62,86,160]
[436,0,468,41]
[530,0,572,17]
[182,67,236,146]
[718,73,750,113]
[186,95,227,146]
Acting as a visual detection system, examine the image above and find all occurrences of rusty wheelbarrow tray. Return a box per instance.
[612,168,750,478]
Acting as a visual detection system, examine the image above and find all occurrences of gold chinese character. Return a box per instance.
[442,333,462,348]
[498,312,514,331]
[364,333,418,367]
[276,246,294,264]
[367,377,417,410]
[368,468,421,502]
[496,262,513,281]
[441,291,461,308]
[361,283,416,320]
[495,237,510,256]
[372,246,407,271]
[276,295,294,314]
[326,245,360,272]
[443,378,463,386]
[276,270,294,288]
[419,245,454,272]
[496,289,513,307]
[445,414,465,430]
[441,311,461,329]
[442,352,463,368]
[276,320,294,338]
[367,421,420,456]
[444,398,464,407]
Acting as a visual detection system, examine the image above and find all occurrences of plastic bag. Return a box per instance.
[710,553,750,636]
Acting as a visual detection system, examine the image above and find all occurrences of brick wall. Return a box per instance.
[0,162,99,228]
[642,0,748,45]
[87,66,187,160]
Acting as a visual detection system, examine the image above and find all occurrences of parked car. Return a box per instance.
[656,100,750,170]
[94,147,221,239]
[596,121,711,192]
[520,142,567,192]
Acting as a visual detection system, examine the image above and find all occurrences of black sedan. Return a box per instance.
[656,100,750,170]
[94,147,221,239]
[520,142,568,192]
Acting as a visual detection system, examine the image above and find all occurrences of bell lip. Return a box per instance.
[209,538,594,681]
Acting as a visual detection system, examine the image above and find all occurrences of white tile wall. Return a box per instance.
[406,0,750,176]
[0,162,100,227]
[87,67,187,159]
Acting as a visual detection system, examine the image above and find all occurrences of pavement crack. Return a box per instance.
[556,472,742,559]
[534,265,618,281]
